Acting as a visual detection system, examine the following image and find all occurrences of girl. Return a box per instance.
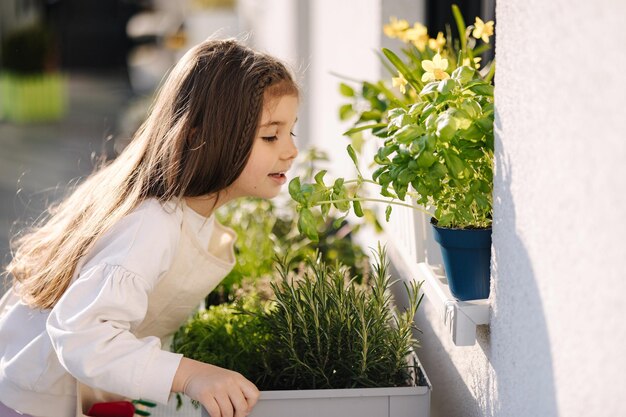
[0,38,299,417]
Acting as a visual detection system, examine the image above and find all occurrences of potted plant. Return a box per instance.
[0,23,67,122]
[173,246,431,417]
[289,5,495,301]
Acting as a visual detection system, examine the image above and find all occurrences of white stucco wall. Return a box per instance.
[492,0,626,415]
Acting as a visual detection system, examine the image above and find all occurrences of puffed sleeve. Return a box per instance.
[46,200,184,404]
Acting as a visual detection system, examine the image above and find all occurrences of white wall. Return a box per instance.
[493,0,626,415]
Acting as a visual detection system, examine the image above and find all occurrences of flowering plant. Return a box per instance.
[290,5,495,239]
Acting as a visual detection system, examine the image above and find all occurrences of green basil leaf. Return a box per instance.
[339,103,355,121]
[436,114,458,141]
[408,102,427,116]
[443,150,466,179]
[393,125,425,145]
[314,170,327,185]
[451,65,475,84]
[468,82,494,96]
[353,200,364,217]
[298,208,319,241]
[343,122,388,136]
[339,82,355,97]
[346,144,358,167]
[289,177,302,202]
[372,166,387,181]
[416,150,437,168]
[419,81,439,96]
[437,78,457,95]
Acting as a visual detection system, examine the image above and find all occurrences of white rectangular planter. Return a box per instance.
[200,359,431,417]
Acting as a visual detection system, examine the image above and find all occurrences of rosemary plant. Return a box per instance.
[256,245,424,390]
[173,246,424,391]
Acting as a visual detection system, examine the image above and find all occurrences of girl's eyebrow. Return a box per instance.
[260,117,298,128]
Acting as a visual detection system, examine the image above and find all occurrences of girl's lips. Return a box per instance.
[268,172,287,185]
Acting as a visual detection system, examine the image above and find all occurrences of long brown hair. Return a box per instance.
[7,39,299,309]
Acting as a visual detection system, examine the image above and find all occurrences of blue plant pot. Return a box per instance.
[431,220,492,301]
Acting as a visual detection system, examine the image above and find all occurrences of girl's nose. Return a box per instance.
[283,135,298,160]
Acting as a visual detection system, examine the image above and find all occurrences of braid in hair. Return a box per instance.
[231,70,276,176]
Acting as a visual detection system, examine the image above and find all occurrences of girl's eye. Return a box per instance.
[290,132,297,137]
[262,136,278,142]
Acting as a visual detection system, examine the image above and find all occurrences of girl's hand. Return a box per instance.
[172,357,260,417]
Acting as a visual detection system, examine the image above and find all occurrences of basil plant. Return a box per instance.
[290,5,495,241]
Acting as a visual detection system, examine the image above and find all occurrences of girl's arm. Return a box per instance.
[172,357,260,417]
[46,200,183,403]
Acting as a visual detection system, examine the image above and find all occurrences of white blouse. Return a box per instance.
[0,198,234,417]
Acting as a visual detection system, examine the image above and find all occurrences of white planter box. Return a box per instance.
[200,357,430,417]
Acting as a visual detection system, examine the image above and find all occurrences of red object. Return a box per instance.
[87,401,135,417]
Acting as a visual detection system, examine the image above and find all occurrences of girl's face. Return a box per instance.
[226,93,299,200]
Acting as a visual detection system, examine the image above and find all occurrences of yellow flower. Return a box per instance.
[472,17,494,43]
[421,53,450,82]
[428,32,446,52]
[462,57,482,69]
[403,23,429,51]
[383,17,410,39]
[392,72,408,94]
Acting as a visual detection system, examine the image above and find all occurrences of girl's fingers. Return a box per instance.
[239,379,260,409]
[215,393,234,417]
[203,396,221,417]
[229,388,250,417]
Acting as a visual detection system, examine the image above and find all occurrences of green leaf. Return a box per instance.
[467,82,494,97]
[437,78,457,95]
[451,66,475,84]
[298,208,319,241]
[372,166,386,181]
[394,182,408,200]
[475,116,494,134]
[339,82,355,97]
[448,108,472,130]
[436,114,458,141]
[358,110,383,122]
[408,102,428,116]
[460,123,485,140]
[416,150,437,168]
[314,170,327,185]
[339,103,355,121]
[451,5,468,58]
[393,124,425,145]
[343,122,388,136]
[347,144,358,167]
[289,177,303,203]
[459,99,482,118]
[385,205,392,222]
[382,48,421,91]
[387,108,405,120]
[420,105,437,125]
[443,150,466,179]
[332,178,345,193]
[420,82,439,96]
[397,168,414,185]
[353,200,364,217]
